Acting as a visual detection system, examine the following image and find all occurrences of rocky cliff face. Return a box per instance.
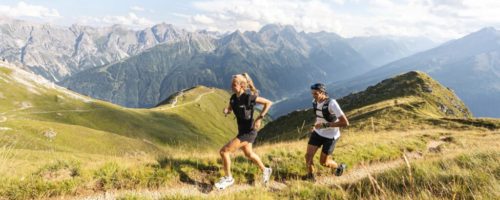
[0,18,210,81]
[60,24,373,108]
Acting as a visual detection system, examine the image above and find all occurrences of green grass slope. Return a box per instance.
[0,62,238,157]
[258,71,500,143]
[1,64,498,199]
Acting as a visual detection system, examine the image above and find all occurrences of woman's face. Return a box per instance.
[231,78,244,93]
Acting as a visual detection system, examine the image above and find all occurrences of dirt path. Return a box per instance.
[68,138,452,200]
[75,180,286,200]
[75,156,418,200]
[169,91,183,108]
[158,89,215,111]
[75,152,432,200]
[317,151,422,186]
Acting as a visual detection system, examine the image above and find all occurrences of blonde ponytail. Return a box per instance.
[241,73,259,96]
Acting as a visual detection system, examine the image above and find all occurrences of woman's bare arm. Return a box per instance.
[255,96,272,119]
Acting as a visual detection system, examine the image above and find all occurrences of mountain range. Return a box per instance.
[1,18,441,110]
[346,36,437,66]
[0,17,214,82]
[271,27,500,118]
[59,24,374,108]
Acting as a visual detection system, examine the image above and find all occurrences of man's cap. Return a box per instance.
[310,83,326,92]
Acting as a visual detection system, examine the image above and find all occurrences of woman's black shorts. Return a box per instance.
[237,130,258,143]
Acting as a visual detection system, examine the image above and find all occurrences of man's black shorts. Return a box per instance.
[307,131,338,155]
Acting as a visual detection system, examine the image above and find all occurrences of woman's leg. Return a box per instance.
[241,143,265,171]
[219,138,248,177]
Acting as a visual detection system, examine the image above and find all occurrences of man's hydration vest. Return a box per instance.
[312,98,337,122]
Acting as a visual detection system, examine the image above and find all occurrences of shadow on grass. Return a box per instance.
[156,151,304,193]
[157,156,218,193]
[233,155,256,185]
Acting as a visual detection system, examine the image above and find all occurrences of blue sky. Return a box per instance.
[1,0,499,41]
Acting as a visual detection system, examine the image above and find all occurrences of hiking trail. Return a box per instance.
[73,139,451,200]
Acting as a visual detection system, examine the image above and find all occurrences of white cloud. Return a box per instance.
[461,0,500,22]
[192,14,214,24]
[77,13,155,29]
[104,13,154,27]
[369,0,395,8]
[187,0,500,41]
[333,0,346,5]
[351,0,500,41]
[191,0,343,33]
[130,6,145,12]
[236,20,261,31]
[431,0,466,8]
[0,1,60,18]
[172,13,191,19]
[2,0,498,41]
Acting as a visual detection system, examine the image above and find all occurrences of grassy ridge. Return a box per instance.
[339,71,471,118]
[1,64,499,199]
[258,71,499,143]
[0,63,242,186]
[152,149,498,200]
[2,128,495,199]
[342,151,499,199]
[0,64,240,153]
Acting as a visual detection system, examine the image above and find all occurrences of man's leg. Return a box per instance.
[320,153,338,168]
[319,138,346,176]
[305,144,319,175]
